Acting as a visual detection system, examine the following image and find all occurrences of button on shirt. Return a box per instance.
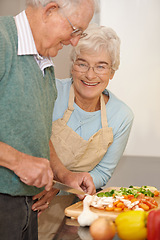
[14,10,54,76]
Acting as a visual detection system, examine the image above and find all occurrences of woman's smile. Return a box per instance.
[81,80,100,86]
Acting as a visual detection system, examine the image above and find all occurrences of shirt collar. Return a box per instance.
[14,10,54,74]
[15,10,38,56]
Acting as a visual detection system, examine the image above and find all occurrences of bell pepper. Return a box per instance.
[147,209,160,240]
[115,210,147,240]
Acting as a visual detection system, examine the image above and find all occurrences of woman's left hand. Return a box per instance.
[32,188,59,217]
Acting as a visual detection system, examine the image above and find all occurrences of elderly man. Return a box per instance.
[0,0,98,239]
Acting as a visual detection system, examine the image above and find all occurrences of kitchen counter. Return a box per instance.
[38,155,160,240]
[52,217,121,240]
[38,195,121,240]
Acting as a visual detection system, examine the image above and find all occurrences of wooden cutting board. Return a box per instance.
[65,187,160,221]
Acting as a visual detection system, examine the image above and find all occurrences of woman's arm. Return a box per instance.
[89,117,134,189]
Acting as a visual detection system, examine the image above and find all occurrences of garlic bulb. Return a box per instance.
[78,195,99,227]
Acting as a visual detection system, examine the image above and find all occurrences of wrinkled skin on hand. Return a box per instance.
[32,171,96,216]
[61,171,96,200]
[14,153,53,191]
[32,188,59,216]
[0,142,54,191]
[49,141,96,199]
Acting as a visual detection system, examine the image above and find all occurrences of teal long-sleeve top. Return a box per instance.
[52,78,134,189]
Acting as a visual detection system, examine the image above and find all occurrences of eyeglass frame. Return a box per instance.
[66,17,88,39]
[73,60,112,75]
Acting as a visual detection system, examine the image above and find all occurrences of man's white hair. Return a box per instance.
[26,0,99,15]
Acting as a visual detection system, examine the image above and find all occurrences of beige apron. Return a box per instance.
[38,86,113,239]
[51,84,113,172]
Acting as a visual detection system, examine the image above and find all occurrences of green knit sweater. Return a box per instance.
[0,16,57,196]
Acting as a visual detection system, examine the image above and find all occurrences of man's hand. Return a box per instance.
[49,140,96,199]
[61,171,96,199]
[0,142,53,191]
[13,153,53,191]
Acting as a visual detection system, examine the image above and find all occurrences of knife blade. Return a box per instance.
[53,180,85,195]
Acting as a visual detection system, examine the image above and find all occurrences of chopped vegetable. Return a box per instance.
[95,186,159,212]
[97,186,158,198]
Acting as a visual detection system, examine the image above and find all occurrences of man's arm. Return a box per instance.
[0,141,53,191]
[31,141,96,214]
[49,140,96,196]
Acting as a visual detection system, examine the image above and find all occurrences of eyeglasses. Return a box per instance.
[73,61,111,75]
[66,17,88,39]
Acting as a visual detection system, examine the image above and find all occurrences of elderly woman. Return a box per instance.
[51,23,134,189]
[35,24,134,237]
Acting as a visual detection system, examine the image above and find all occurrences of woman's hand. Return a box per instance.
[32,188,59,216]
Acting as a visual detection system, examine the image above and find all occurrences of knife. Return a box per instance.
[53,180,85,195]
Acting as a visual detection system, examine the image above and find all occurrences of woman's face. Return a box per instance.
[71,50,115,101]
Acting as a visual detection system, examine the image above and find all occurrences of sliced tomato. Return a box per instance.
[146,201,157,209]
[149,198,158,207]
[137,193,145,199]
[140,199,153,209]
[116,202,125,209]
[127,194,134,200]
[139,203,150,211]
[139,197,158,210]
[154,190,160,197]
[114,207,123,212]
[145,196,158,205]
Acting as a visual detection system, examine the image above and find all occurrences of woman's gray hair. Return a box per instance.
[70,23,121,71]
[26,0,99,14]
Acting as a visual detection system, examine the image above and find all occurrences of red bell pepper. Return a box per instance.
[147,209,160,240]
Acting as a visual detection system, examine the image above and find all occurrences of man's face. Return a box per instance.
[39,1,94,57]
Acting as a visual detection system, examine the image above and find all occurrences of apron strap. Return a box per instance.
[101,93,109,128]
[62,84,75,123]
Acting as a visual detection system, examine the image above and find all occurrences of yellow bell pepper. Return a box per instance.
[115,210,147,240]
